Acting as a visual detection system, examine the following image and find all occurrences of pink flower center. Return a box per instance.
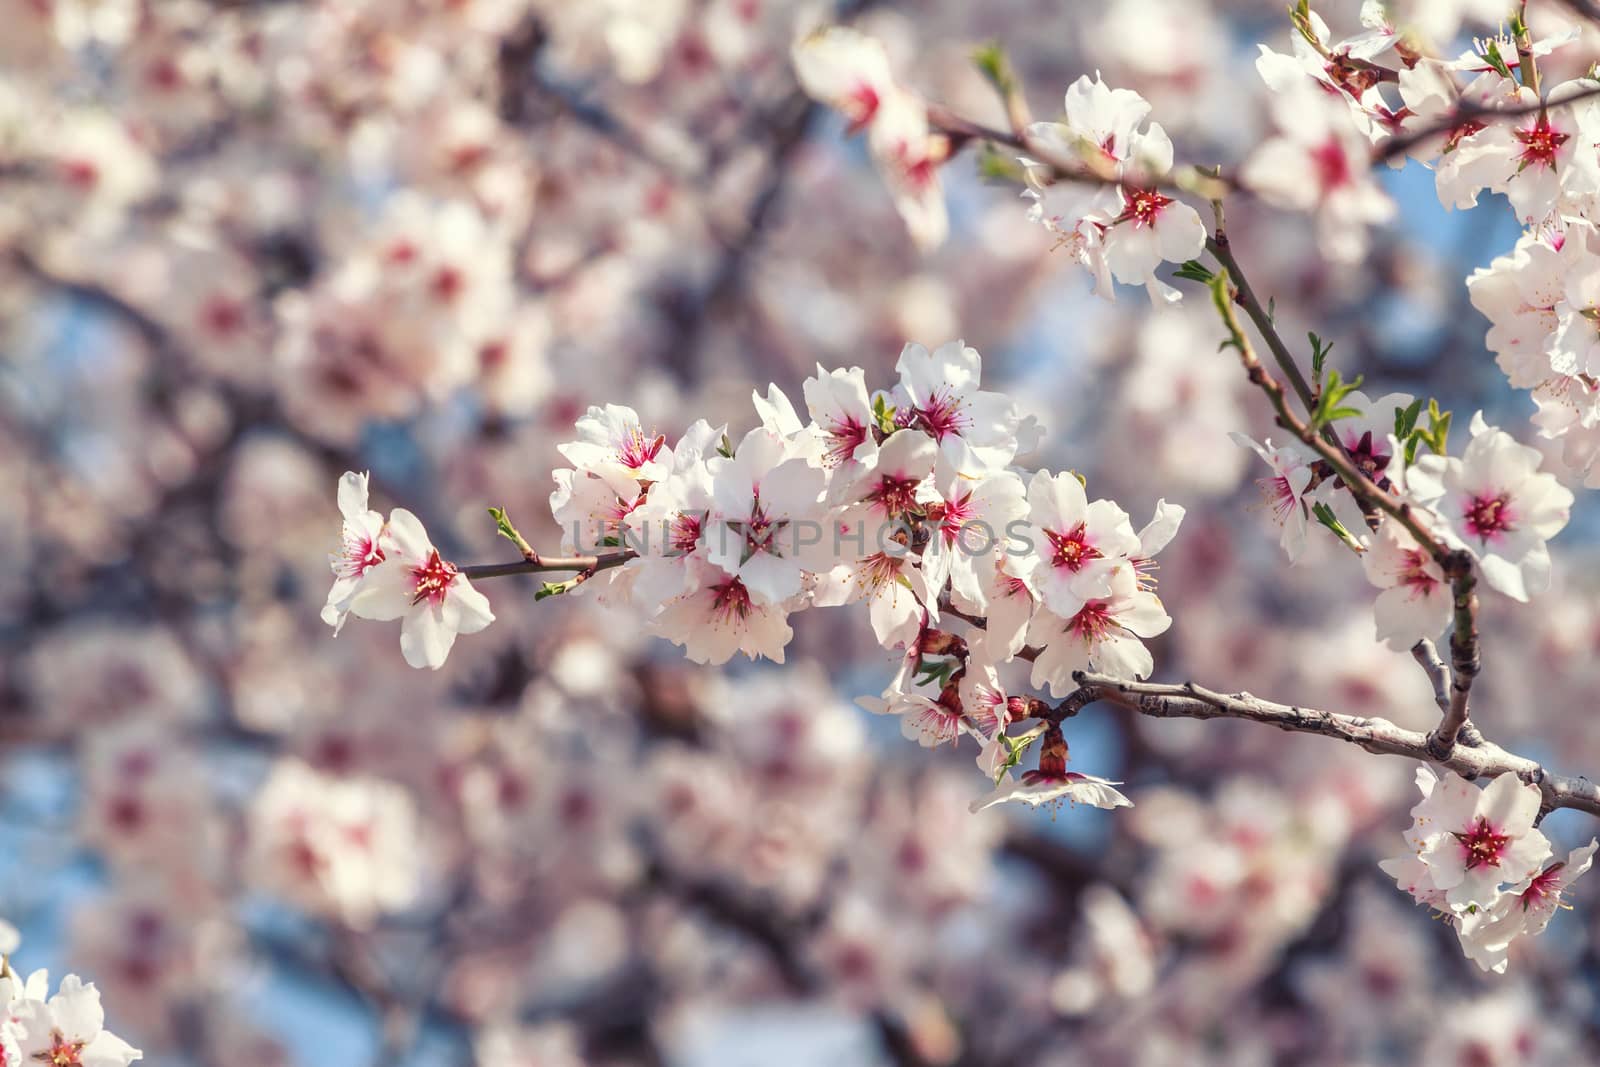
[336,528,386,579]
[710,577,753,622]
[1452,816,1512,871]
[915,387,969,441]
[61,158,99,190]
[670,513,702,554]
[856,552,906,591]
[1462,492,1514,540]
[1310,138,1351,191]
[1257,472,1299,523]
[1047,523,1100,572]
[618,426,666,470]
[202,296,246,337]
[1520,861,1567,911]
[1397,548,1439,593]
[1123,187,1173,228]
[908,701,962,745]
[410,549,458,606]
[38,1033,86,1067]
[869,472,922,516]
[1514,116,1569,170]
[822,416,869,466]
[844,84,880,134]
[1067,599,1117,643]
[934,491,975,546]
[430,266,464,303]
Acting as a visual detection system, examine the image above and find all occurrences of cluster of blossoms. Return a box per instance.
[547,340,1180,805]
[1204,297,1576,652]
[1234,400,1573,650]
[1472,225,1600,488]
[330,340,1179,811]
[1,920,142,1066]
[1381,768,1597,973]
[1019,75,1208,304]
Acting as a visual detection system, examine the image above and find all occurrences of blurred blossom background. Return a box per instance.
[4,0,1600,1065]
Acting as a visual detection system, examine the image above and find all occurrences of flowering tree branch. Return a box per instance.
[1201,245,1485,757]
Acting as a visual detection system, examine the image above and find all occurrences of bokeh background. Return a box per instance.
[4,0,1600,1065]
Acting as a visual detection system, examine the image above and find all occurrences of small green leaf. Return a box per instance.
[1393,397,1424,439]
[1308,332,1333,379]
[1174,259,1215,284]
[535,579,574,601]
[717,433,734,459]
[1310,368,1365,429]
[1481,39,1514,81]
[972,41,1016,96]
[976,144,1026,184]
[1311,501,1365,553]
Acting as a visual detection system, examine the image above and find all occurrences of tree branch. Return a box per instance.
[1203,246,1484,751]
[1058,672,1600,818]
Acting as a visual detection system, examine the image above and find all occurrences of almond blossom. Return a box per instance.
[792,26,893,135]
[1469,840,1599,971]
[1231,433,1318,561]
[891,340,1024,471]
[651,558,796,665]
[1393,768,1551,912]
[557,403,674,496]
[321,470,389,633]
[11,976,142,1067]
[1027,565,1172,696]
[920,443,1028,610]
[1021,74,1205,303]
[621,419,723,606]
[1407,413,1573,602]
[1006,469,1140,618]
[704,427,827,604]
[346,507,495,669]
[1361,517,1452,650]
[802,363,879,479]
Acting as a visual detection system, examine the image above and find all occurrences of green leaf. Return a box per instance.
[1173,259,1215,284]
[488,506,520,545]
[976,144,1025,184]
[1393,397,1424,439]
[1311,501,1364,553]
[716,433,734,459]
[1481,39,1514,81]
[535,579,574,601]
[1310,368,1365,429]
[871,393,898,435]
[1308,332,1333,379]
[972,41,1016,96]
[1402,400,1452,464]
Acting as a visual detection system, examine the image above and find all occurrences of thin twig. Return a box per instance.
[459,550,634,581]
